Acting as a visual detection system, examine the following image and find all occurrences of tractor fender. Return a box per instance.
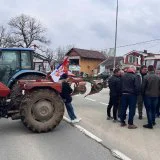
[19,80,62,94]
[7,70,46,88]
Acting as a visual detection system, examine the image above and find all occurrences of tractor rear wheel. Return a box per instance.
[20,89,64,133]
[10,74,45,109]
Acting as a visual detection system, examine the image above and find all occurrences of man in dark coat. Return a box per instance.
[136,65,147,119]
[59,73,81,123]
[107,68,121,122]
[142,65,160,129]
[120,66,141,129]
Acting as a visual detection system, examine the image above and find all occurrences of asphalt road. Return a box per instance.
[0,118,116,160]
[70,85,160,160]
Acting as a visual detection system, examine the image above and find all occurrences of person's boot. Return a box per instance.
[153,122,156,126]
[113,119,117,123]
[139,115,142,120]
[143,124,153,129]
[128,124,137,129]
[107,116,113,120]
[120,122,126,127]
[71,118,81,123]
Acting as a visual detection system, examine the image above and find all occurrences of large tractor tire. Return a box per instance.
[20,89,64,133]
[10,74,45,109]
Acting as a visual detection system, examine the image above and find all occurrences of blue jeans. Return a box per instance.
[120,94,137,125]
[65,102,77,120]
[143,96,158,126]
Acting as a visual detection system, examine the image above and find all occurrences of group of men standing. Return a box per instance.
[107,65,160,129]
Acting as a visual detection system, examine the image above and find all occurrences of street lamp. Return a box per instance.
[113,0,119,69]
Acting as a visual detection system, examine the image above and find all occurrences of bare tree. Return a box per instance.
[100,48,114,58]
[56,46,66,63]
[55,45,74,63]
[34,45,56,63]
[44,48,56,63]
[8,14,50,48]
[0,26,12,48]
[35,45,74,65]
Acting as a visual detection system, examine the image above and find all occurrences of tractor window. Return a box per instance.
[0,51,20,84]
[21,51,32,69]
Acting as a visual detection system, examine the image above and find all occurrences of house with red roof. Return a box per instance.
[66,48,106,75]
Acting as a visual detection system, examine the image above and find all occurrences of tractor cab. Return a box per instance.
[0,48,33,85]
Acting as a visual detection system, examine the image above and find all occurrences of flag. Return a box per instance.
[50,57,69,82]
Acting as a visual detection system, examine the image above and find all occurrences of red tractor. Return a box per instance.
[0,76,100,133]
[0,80,64,132]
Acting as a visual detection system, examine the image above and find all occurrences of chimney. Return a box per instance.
[144,50,147,53]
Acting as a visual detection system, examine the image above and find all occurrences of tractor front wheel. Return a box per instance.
[20,89,64,133]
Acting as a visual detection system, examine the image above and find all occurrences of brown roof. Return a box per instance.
[100,56,123,68]
[66,48,106,60]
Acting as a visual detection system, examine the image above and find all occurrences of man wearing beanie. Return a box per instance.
[120,66,141,129]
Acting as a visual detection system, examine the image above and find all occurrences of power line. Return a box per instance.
[109,38,160,49]
[145,42,160,49]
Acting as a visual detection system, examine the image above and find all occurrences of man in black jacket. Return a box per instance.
[142,65,160,129]
[107,68,121,122]
[120,66,141,129]
[136,65,147,119]
[59,73,81,123]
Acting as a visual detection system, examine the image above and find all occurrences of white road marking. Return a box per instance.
[63,116,102,142]
[63,116,131,160]
[100,102,108,105]
[75,95,145,118]
[85,98,96,101]
[111,149,132,160]
[75,125,102,143]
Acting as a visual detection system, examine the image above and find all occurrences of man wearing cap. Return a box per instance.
[59,73,81,123]
[120,66,141,129]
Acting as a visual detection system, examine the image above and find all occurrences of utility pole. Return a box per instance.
[113,0,119,69]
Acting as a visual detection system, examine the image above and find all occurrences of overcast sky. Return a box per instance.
[1,0,160,56]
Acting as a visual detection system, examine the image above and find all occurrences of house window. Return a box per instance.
[128,55,136,63]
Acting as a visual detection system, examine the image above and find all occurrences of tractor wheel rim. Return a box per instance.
[32,100,54,122]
